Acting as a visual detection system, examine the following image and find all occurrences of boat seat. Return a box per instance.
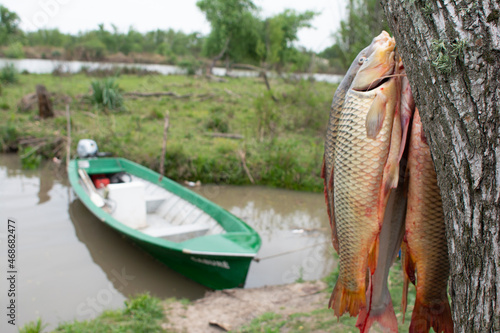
[145,196,166,213]
[142,224,210,242]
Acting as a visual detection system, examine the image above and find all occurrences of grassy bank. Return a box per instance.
[0,71,335,191]
[20,263,416,333]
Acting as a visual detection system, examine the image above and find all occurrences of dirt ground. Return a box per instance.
[161,280,328,333]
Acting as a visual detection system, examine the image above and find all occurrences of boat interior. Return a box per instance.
[78,169,225,243]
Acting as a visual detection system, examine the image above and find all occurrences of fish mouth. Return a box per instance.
[352,69,394,92]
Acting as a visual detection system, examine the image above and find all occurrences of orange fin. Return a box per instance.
[356,300,398,333]
[356,278,398,333]
[329,279,366,318]
[368,236,380,275]
[409,297,454,333]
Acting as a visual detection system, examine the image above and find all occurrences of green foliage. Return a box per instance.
[197,0,263,66]
[321,0,390,72]
[178,57,202,75]
[260,10,317,70]
[89,78,124,111]
[19,146,42,170]
[4,41,24,58]
[19,318,46,333]
[254,91,280,140]
[54,293,165,333]
[0,5,21,45]
[205,106,230,133]
[0,63,18,84]
[238,312,286,333]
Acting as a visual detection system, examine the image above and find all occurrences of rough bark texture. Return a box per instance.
[380,1,499,332]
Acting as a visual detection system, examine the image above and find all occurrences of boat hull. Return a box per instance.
[68,157,260,289]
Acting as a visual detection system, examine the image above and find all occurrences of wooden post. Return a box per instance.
[36,84,54,118]
[66,104,71,170]
[159,111,170,182]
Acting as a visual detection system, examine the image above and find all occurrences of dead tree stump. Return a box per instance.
[36,85,54,119]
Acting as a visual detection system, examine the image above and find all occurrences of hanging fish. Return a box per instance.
[402,109,453,333]
[323,31,404,318]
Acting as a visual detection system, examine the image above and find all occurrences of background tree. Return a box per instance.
[257,9,316,73]
[0,5,21,45]
[320,0,389,72]
[196,0,259,74]
[380,1,499,332]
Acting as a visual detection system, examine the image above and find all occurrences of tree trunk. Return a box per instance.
[36,84,54,119]
[207,36,231,76]
[380,1,499,332]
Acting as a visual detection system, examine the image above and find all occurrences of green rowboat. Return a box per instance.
[68,157,261,289]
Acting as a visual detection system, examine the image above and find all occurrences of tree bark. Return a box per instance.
[380,1,499,332]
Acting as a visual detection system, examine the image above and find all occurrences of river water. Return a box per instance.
[0,58,344,84]
[0,154,335,329]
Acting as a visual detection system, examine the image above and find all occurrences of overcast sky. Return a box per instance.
[1,0,347,52]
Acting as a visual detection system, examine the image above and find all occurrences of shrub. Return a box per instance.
[178,57,202,75]
[89,78,124,111]
[4,42,25,59]
[0,63,19,84]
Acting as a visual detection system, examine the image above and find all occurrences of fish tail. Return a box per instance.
[329,279,365,318]
[356,279,398,333]
[409,296,454,333]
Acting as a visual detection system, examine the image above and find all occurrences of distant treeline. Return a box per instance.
[0,0,387,74]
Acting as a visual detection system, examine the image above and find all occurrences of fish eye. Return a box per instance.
[358,57,366,65]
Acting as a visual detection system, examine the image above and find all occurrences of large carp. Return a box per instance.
[402,109,453,333]
[323,31,403,318]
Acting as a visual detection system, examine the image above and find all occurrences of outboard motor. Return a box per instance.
[77,139,112,158]
[77,139,98,158]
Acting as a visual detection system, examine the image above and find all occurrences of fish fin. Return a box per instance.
[366,91,387,139]
[401,240,416,322]
[356,299,398,333]
[377,106,402,224]
[322,156,339,252]
[409,296,454,333]
[329,279,365,318]
[367,236,380,275]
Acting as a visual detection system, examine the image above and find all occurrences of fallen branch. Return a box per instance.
[204,133,244,140]
[124,91,193,98]
[238,150,255,184]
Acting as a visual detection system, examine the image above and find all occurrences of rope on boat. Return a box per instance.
[253,241,330,262]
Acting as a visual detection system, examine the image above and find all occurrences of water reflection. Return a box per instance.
[192,185,336,287]
[68,199,207,299]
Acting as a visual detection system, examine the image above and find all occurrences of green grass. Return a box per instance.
[0,63,19,84]
[89,77,124,111]
[234,260,416,333]
[0,72,335,191]
[50,293,165,333]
